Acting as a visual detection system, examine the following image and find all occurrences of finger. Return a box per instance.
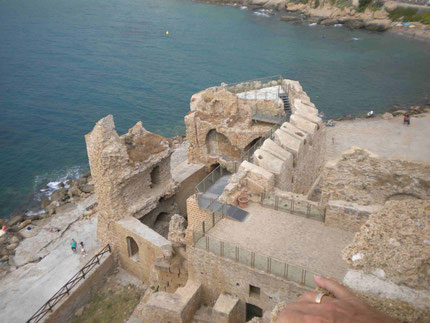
[314,275,354,299]
[298,291,335,304]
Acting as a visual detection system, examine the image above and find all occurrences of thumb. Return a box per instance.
[314,275,354,299]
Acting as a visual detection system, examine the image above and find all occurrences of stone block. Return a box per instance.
[290,114,318,135]
[213,293,241,323]
[253,149,290,191]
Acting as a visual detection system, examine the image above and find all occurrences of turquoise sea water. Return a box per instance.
[1,0,430,218]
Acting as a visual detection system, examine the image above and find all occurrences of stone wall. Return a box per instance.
[85,115,178,248]
[321,147,430,231]
[188,246,312,318]
[342,199,430,322]
[142,280,202,323]
[45,253,115,323]
[325,200,382,232]
[185,86,282,171]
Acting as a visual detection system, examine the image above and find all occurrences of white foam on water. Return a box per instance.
[334,24,343,27]
[352,37,360,41]
[254,9,272,17]
[309,23,317,26]
[25,210,45,217]
[240,6,248,10]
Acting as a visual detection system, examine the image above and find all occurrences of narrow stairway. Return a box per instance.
[279,92,291,121]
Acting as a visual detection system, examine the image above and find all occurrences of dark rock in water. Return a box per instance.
[0,219,4,227]
[7,215,23,227]
[82,171,92,178]
[50,188,69,202]
[68,186,81,198]
[320,18,339,26]
[336,114,354,121]
[364,20,390,32]
[392,110,408,116]
[41,198,51,209]
[79,184,94,194]
[76,177,87,186]
[344,19,364,29]
[280,15,301,23]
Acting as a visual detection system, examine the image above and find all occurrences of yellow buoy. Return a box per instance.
[165,30,169,36]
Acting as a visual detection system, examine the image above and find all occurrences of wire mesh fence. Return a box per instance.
[259,192,325,222]
[193,233,318,289]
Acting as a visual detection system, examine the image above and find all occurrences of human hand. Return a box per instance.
[276,275,397,323]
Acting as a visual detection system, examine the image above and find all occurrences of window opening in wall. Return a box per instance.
[246,303,263,321]
[126,236,139,262]
[249,285,260,298]
[150,165,161,188]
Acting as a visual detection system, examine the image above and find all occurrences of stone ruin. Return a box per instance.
[85,115,187,291]
[82,78,430,322]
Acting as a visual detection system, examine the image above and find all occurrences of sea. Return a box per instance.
[1,0,430,219]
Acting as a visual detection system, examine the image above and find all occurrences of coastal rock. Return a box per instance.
[0,219,4,227]
[18,219,31,230]
[280,15,302,23]
[373,10,388,20]
[79,184,94,194]
[384,1,398,12]
[286,2,307,12]
[320,18,339,26]
[41,199,51,209]
[344,18,364,29]
[7,215,23,227]
[392,109,408,116]
[46,204,56,216]
[248,0,268,6]
[68,186,81,198]
[382,112,393,120]
[76,177,87,186]
[6,243,18,251]
[50,188,68,202]
[10,235,20,244]
[364,19,391,32]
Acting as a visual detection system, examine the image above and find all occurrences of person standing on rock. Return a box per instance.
[80,241,86,257]
[71,239,77,252]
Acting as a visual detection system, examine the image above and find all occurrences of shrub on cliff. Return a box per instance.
[358,0,372,12]
[389,8,430,25]
[314,0,320,8]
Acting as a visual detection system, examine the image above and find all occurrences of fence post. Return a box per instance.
[275,196,279,211]
[284,263,288,279]
[220,241,224,257]
[251,252,255,268]
[235,246,239,262]
[205,236,209,251]
[301,269,306,285]
[202,221,205,234]
[212,212,215,227]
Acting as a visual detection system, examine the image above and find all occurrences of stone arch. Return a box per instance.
[205,129,241,159]
[126,236,139,262]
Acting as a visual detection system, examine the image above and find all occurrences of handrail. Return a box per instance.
[193,223,319,289]
[27,244,112,323]
[226,75,283,89]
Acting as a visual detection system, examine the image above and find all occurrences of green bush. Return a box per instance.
[388,8,430,25]
[358,0,372,12]
[314,0,320,8]
[388,8,418,21]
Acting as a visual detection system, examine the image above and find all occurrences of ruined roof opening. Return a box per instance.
[126,236,139,262]
[153,212,170,238]
[244,137,262,152]
[205,129,241,160]
[150,165,161,188]
[246,303,263,321]
[126,133,170,165]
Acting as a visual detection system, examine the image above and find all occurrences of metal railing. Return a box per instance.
[193,226,318,289]
[226,75,284,94]
[259,192,325,222]
[196,165,231,195]
[27,244,112,323]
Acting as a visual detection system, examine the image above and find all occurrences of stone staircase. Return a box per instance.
[279,92,291,121]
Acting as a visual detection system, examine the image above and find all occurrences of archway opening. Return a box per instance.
[126,236,139,262]
[205,129,241,159]
[246,303,263,321]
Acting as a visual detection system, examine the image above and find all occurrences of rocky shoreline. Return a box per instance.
[202,0,430,41]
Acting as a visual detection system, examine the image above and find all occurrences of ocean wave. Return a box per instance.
[25,210,45,217]
[254,9,272,17]
[33,165,87,201]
